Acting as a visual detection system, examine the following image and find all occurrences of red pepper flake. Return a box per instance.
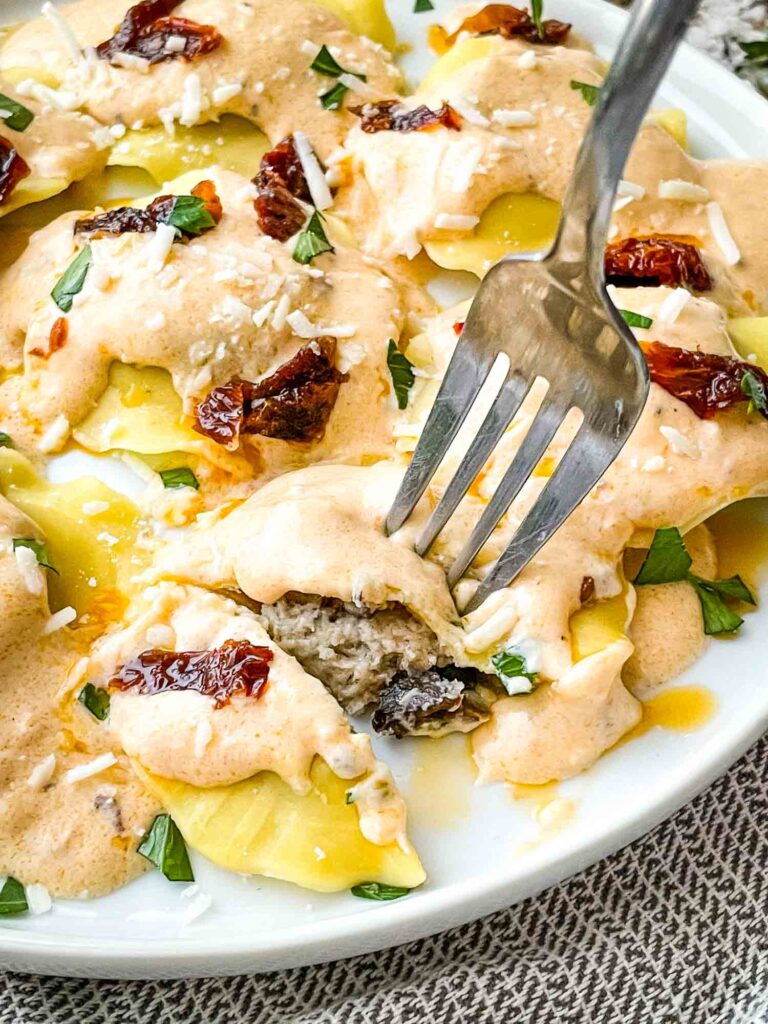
[30,316,69,359]
[75,179,222,237]
[0,135,30,206]
[194,338,348,447]
[605,236,712,291]
[253,135,312,242]
[351,100,462,134]
[453,320,465,336]
[444,4,571,46]
[96,0,222,66]
[109,639,273,708]
[191,178,223,224]
[641,341,768,420]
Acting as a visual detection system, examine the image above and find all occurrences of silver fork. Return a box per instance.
[386,0,702,614]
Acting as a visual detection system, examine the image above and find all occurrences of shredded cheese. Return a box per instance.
[706,201,741,266]
[658,179,710,202]
[64,753,118,785]
[293,131,333,211]
[41,2,81,64]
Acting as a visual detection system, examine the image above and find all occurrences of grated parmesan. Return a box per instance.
[450,95,490,127]
[26,884,52,916]
[706,201,741,265]
[434,212,479,231]
[657,288,691,324]
[145,223,177,271]
[42,606,77,635]
[41,2,81,63]
[64,753,118,785]
[660,424,701,459]
[492,108,537,128]
[38,413,70,453]
[658,179,710,202]
[14,545,44,596]
[293,131,333,211]
[111,52,150,73]
[26,754,56,790]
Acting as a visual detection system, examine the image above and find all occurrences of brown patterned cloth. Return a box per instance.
[2,4,768,1021]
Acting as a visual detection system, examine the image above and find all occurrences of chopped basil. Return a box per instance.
[740,371,768,416]
[491,648,537,695]
[570,80,600,107]
[0,92,34,132]
[0,877,27,916]
[619,309,653,330]
[159,466,200,490]
[293,210,334,264]
[0,431,12,448]
[310,44,366,111]
[78,683,110,721]
[531,0,544,38]
[739,39,768,65]
[320,81,350,111]
[351,882,410,901]
[165,195,216,237]
[138,814,194,882]
[634,526,691,585]
[386,339,415,410]
[51,245,92,313]
[414,0,434,11]
[345,790,355,804]
[12,537,58,573]
[310,44,347,78]
[634,527,755,635]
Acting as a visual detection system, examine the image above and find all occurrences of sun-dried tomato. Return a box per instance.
[194,338,348,447]
[641,341,768,420]
[75,180,222,237]
[96,0,222,66]
[445,4,571,46]
[0,135,30,206]
[253,136,311,242]
[351,100,462,134]
[604,236,713,291]
[31,317,68,359]
[109,639,273,708]
[191,178,223,224]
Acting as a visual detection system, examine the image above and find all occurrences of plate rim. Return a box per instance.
[2,0,768,978]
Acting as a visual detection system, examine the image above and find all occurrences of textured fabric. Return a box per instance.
[2,2,768,1021]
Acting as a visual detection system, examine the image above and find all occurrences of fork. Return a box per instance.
[385,0,702,614]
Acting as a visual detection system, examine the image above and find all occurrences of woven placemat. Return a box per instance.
[2,2,768,1021]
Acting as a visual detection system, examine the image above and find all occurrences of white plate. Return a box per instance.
[2,0,768,980]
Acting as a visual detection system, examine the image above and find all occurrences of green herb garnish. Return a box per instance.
[351,882,410,901]
[0,877,27,916]
[634,527,755,635]
[386,339,415,410]
[0,92,34,132]
[531,0,544,38]
[12,537,58,573]
[165,195,216,237]
[310,44,367,111]
[570,80,600,107]
[345,790,355,804]
[414,0,434,11]
[0,432,12,448]
[490,648,538,695]
[740,371,768,416]
[51,245,92,313]
[293,210,334,264]
[320,81,350,111]
[619,309,653,330]
[634,526,692,585]
[159,466,200,490]
[138,814,194,881]
[78,683,110,722]
[739,39,768,65]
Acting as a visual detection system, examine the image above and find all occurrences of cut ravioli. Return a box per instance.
[136,758,425,893]
[570,592,631,663]
[651,109,688,152]
[107,117,270,186]
[0,448,144,619]
[425,192,561,277]
[418,36,496,92]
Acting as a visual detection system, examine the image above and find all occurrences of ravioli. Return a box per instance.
[0,0,401,158]
[0,77,108,218]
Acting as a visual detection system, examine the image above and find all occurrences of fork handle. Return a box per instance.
[551,0,702,290]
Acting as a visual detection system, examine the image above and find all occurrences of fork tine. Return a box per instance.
[415,373,529,557]
[460,420,616,614]
[385,339,496,536]
[446,393,567,587]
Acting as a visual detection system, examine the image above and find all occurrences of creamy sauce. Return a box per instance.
[0,0,767,901]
